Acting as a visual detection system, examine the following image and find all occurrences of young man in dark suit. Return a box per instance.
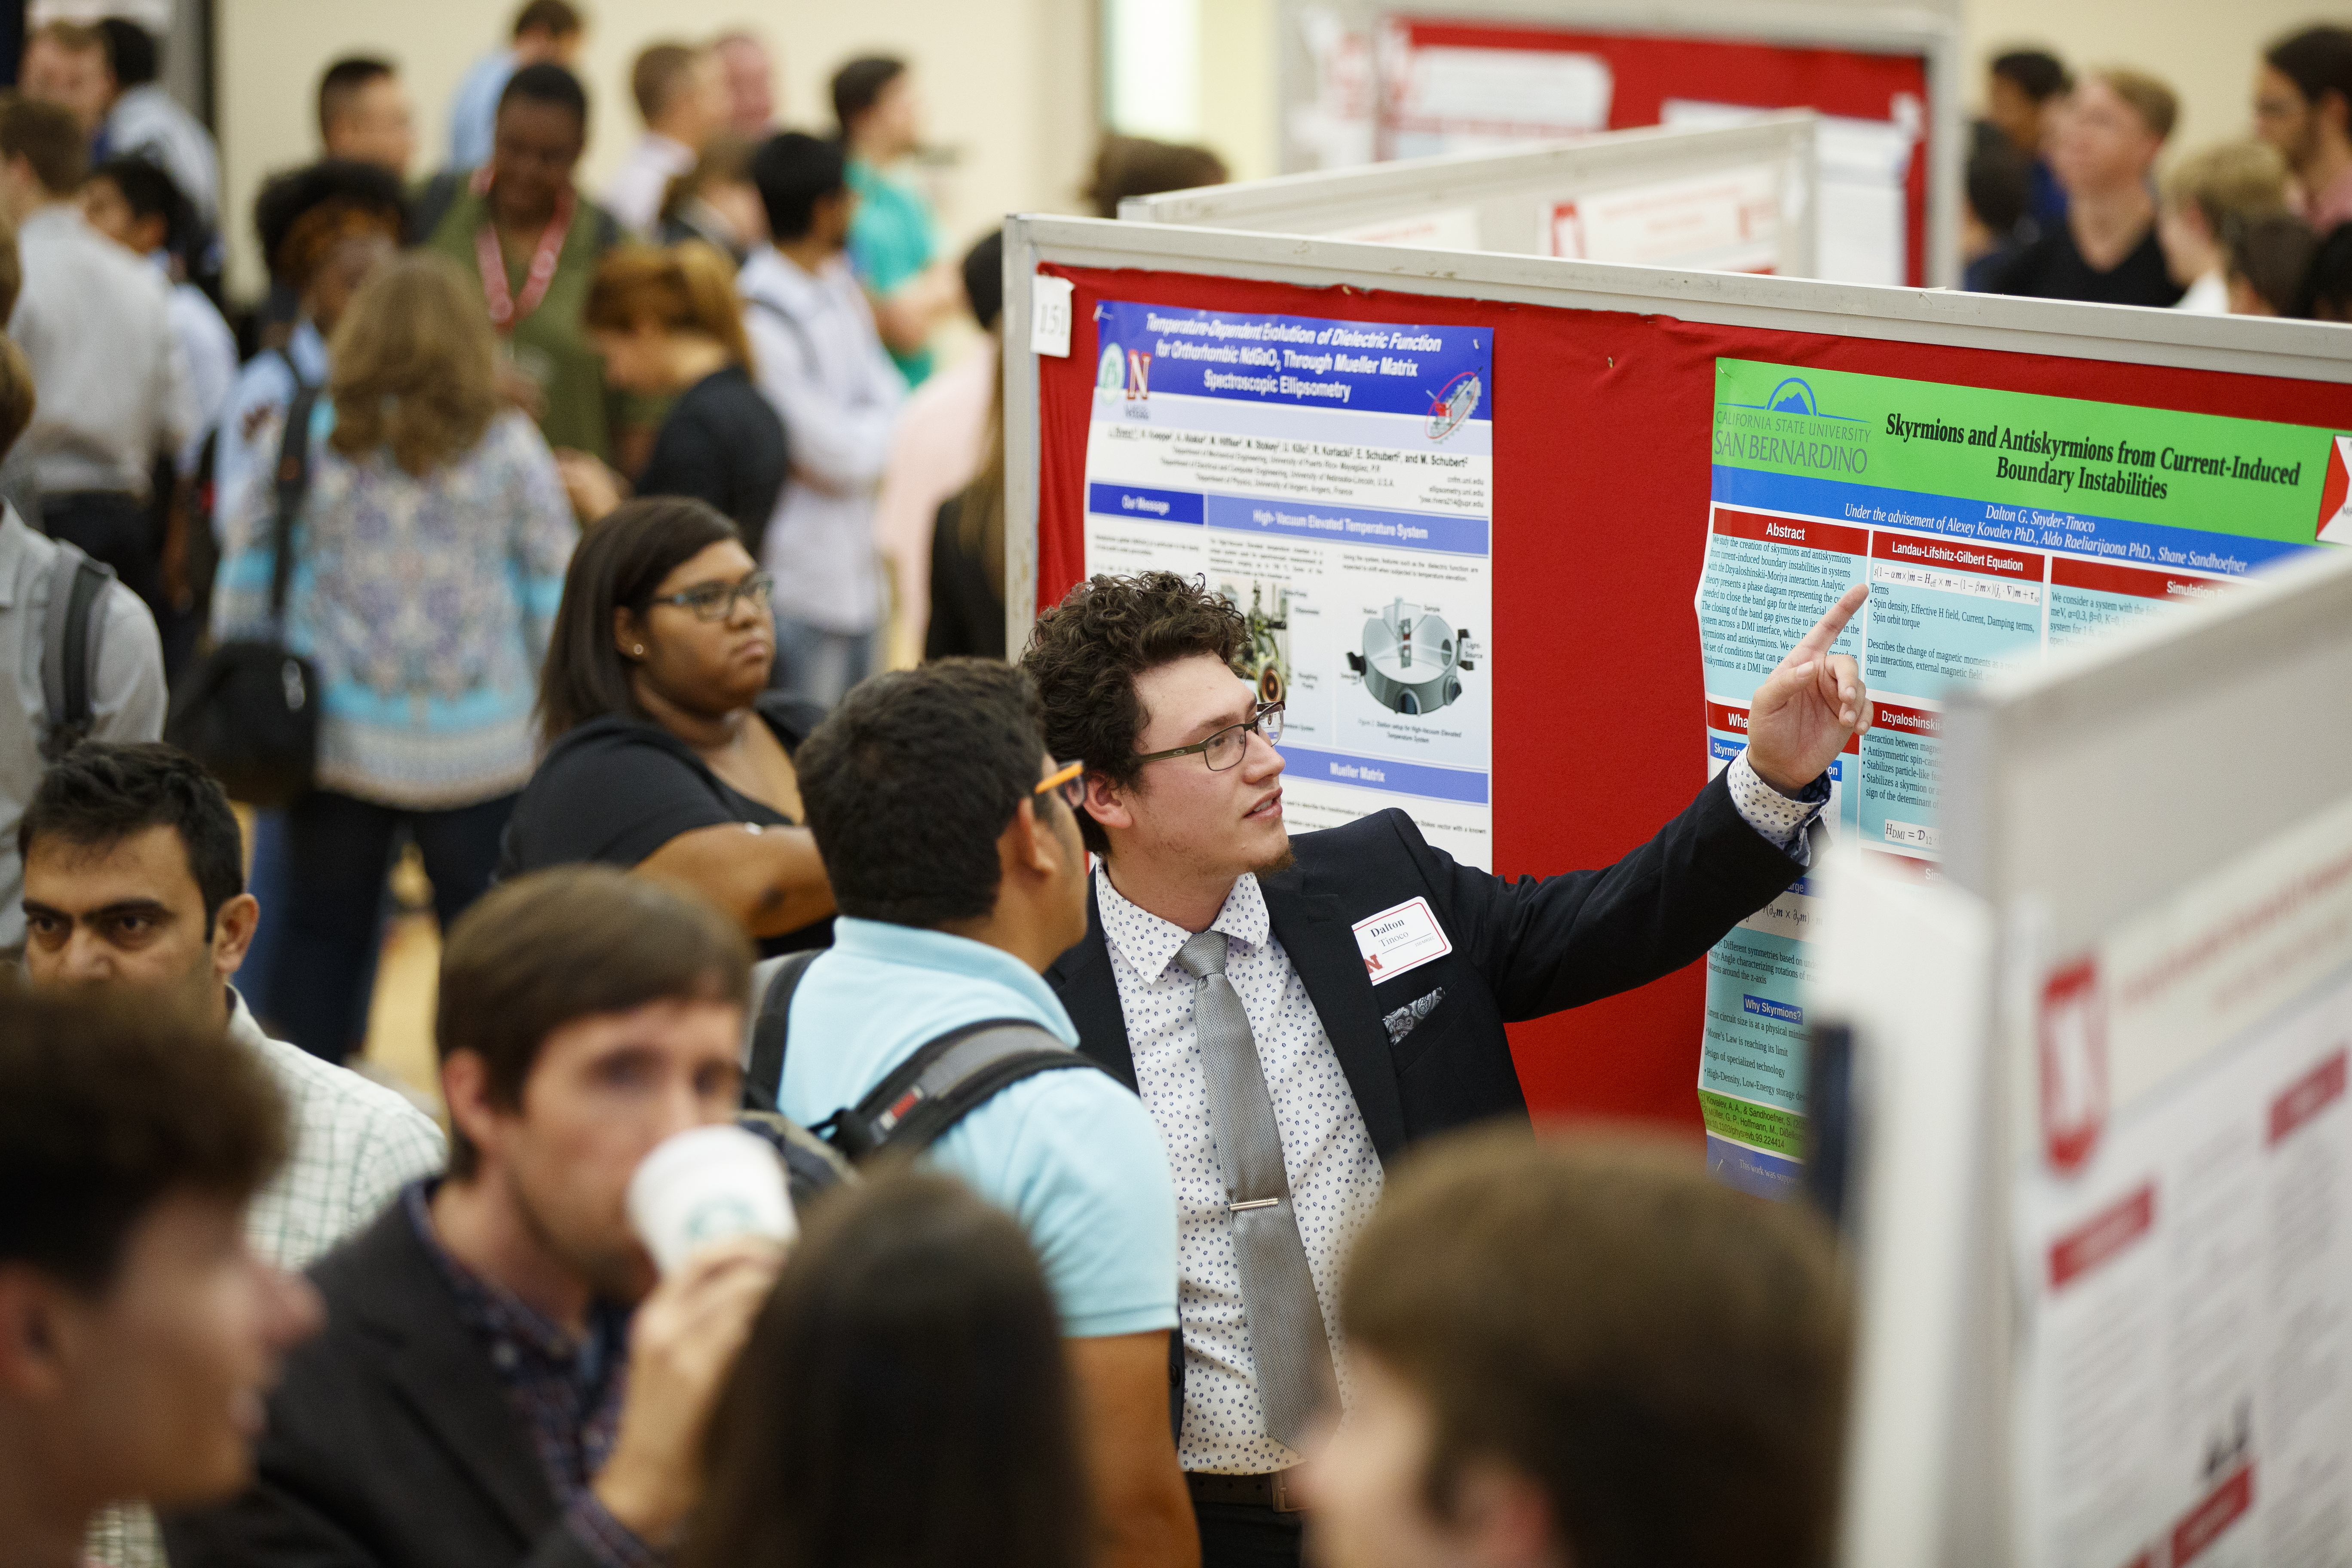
[1023,570,1869,1568]
[162,867,783,1568]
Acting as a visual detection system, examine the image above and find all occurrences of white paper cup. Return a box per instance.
[626,1125,797,1275]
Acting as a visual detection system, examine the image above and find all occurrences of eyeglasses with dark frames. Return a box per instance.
[647,572,775,622]
[1035,759,1087,810]
[1133,702,1284,773]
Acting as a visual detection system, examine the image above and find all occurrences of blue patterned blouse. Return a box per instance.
[212,406,576,808]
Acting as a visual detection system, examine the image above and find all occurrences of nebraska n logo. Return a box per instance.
[2319,434,2352,544]
[1126,351,1152,401]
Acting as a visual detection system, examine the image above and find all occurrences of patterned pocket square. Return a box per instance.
[1383,987,1446,1046]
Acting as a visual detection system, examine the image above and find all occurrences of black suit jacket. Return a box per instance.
[161,1201,605,1568]
[1045,770,1810,1161]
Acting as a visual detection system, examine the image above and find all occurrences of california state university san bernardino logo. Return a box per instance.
[1096,341,1125,394]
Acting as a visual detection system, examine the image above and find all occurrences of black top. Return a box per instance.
[924,494,1006,661]
[160,1201,607,1568]
[633,365,788,555]
[1986,219,2183,308]
[1045,769,1812,1162]
[498,689,831,954]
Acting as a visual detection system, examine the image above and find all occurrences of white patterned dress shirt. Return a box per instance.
[87,989,446,1568]
[1097,866,1382,1475]
[1093,758,1820,1477]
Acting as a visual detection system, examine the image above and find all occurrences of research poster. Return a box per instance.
[1080,301,1494,867]
[2013,796,2352,1568]
[1695,358,2339,1194]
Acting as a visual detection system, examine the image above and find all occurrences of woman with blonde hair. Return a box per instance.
[210,250,575,1061]
[569,241,787,550]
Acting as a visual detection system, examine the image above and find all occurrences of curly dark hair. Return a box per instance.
[1017,572,1244,854]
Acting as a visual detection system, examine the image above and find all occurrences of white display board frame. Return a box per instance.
[1816,544,2352,1567]
[1121,114,1819,277]
[1002,215,2352,656]
[1273,0,1963,284]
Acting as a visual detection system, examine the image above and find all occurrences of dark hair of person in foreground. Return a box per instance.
[683,1172,1088,1568]
[1340,1128,1852,1568]
[0,985,286,1289]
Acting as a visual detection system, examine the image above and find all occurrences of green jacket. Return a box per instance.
[417,175,619,460]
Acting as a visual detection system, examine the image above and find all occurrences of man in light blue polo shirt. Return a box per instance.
[782,658,1197,1568]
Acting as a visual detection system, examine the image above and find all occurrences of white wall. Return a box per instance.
[214,0,1096,296]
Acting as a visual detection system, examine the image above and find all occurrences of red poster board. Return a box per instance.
[1382,17,1932,286]
[1034,262,2352,1131]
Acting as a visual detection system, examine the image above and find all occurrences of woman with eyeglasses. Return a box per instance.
[500,496,836,952]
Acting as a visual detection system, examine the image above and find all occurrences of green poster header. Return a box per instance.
[1711,358,2342,548]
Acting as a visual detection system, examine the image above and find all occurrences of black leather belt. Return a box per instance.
[1185,1469,1307,1513]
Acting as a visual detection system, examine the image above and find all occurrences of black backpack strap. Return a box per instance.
[268,383,323,624]
[828,1019,1107,1162]
[38,544,114,761]
[734,1109,856,1206]
[273,344,313,394]
[740,949,823,1113]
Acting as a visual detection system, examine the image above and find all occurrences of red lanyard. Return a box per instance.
[473,171,576,334]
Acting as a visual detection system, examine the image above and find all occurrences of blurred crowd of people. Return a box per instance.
[0,2,1237,1075]
[0,11,2336,1568]
[1966,26,2352,319]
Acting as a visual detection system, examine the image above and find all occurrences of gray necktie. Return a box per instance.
[1176,929,1336,1451]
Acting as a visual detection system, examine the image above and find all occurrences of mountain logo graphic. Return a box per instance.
[1766,378,1819,416]
[2318,434,2352,544]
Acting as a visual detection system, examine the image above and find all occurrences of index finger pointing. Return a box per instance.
[1785,583,1869,665]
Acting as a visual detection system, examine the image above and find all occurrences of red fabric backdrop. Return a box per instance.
[1385,18,1933,286]
[1035,263,2352,1129]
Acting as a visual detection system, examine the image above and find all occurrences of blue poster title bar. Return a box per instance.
[1275,744,1490,805]
[1084,484,1484,555]
[1096,300,1492,425]
[1711,466,2307,577]
[1203,495,1487,555]
[1087,482,1203,525]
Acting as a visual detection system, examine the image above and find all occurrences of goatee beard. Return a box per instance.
[1251,839,1296,877]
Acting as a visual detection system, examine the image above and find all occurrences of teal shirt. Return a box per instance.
[846,158,938,385]
[774,918,1179,1338]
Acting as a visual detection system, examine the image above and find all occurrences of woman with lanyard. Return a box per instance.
[417,61,622,466]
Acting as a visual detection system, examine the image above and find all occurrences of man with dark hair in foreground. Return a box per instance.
[164,866,783,1568]
[0,987,321,1568]
[20,741,445,1261]
[1304,1130,1851,1568]
[776,658,1195,1568]
[21,740,443,1568]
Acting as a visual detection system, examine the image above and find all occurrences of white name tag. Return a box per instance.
[1352,897,1452,984]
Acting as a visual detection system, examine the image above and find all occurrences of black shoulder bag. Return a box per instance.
[165,384,323,808]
